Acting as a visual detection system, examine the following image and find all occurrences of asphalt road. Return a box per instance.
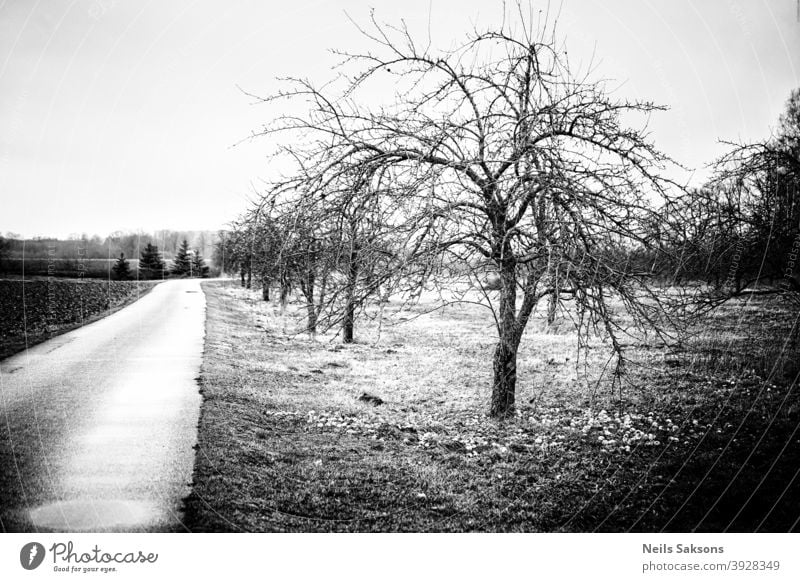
[0,279,206,532]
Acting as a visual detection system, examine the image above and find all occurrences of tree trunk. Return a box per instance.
[301,272,317,335]
[491,337,518,417]
[279,273,290,314]
[490,260,519,417]
[343,303,355,343]
[342,245,359,344]
[546,291,558,327]
[306,301,317,335]
[246,266,252,289]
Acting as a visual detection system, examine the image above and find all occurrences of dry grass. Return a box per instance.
[184,282,800,532]
[681,298,800,382]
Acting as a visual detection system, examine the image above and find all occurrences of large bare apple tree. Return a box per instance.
[255,9,680,417]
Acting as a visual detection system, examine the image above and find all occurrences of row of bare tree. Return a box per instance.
[214,9,799,417]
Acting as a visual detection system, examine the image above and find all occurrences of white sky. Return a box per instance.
[1,0,798,238]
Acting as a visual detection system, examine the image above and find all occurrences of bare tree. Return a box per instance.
[692,88,800,303]
[253,8,680,416]
[317,170,408,343]
[286,203,334,335]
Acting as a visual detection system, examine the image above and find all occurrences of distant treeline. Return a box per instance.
[0,230,217,261]
[0,230,219,279]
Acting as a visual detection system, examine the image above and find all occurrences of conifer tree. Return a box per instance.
[192,248,210,278]
[112,252,131,280]
[172,239,192,276]
[139,242,165,280]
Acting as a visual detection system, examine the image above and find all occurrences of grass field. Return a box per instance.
[0,278,158,360]
[184,281,800,532]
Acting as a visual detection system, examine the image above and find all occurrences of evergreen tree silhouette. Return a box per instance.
[191,248,210,278]
[139,242,165,280]
[112,252,131,280]
[172,239,192,276]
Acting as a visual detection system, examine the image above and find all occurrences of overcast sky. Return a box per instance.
[1,0,798,238]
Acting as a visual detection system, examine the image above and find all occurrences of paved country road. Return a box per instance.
[0,279,206,532]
